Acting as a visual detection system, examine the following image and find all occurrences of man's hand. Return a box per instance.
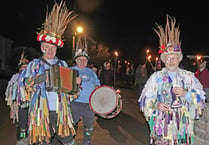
[173,87,186,97]
[157,102,169,112]
[76,77,81,85]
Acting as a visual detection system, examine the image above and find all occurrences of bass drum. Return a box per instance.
[89,85,122,119]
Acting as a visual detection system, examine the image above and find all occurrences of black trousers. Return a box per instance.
[17,107,29,140]
[40,111,71,145]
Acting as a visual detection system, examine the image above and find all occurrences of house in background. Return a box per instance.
[0,35,13,71]
[0,35,13,94]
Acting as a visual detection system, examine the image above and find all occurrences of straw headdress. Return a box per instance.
[37,0,77,48]
[153,15,182,62]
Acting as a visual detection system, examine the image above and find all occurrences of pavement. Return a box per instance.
[0,84,150,145]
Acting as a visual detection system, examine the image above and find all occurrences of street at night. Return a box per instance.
[1,1,209,145]
[0,85,150,145]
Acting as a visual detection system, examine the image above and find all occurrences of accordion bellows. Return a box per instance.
[46,65,79,94]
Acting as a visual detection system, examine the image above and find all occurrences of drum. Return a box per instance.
[89,85,122,119]
[46,65,79,94]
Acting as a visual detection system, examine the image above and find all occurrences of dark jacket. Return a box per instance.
[99,69,114,86]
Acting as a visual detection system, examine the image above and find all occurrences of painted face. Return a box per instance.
[41,42,57,60]
[76,56,88,69]
[164,54,181,72]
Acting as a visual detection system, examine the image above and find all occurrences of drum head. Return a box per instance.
[89,85,117,115]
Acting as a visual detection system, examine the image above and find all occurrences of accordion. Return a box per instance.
[46,65,79,94]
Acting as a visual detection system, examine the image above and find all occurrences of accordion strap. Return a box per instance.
[39,57,62,66]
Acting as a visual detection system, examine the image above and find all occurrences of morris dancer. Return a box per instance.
[138,15,205,145]
[22,1,78,144]
[5,51,29,145]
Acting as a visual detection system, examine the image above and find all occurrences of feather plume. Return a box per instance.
[38,0,77,40]
[153,14,181,51]
[18,50,28,65]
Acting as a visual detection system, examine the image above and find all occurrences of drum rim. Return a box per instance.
[89,85,118,115]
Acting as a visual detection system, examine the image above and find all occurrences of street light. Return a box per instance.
[76,26,83,33]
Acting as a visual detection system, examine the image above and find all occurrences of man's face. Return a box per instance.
[41,42,57,60]
[75,56,88,69]
[164,54,181,72]
[105,63,111,70]
[198,61,206,70]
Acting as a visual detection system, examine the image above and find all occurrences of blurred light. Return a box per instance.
[77,26,83,33]
[114,51,119,57]
[196,55,202,60]
[148,55,152,61]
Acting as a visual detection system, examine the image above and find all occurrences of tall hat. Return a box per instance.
[153,15,182,62]
[73,26,89,60]
[73,48,90,60]
[37,0,76,48]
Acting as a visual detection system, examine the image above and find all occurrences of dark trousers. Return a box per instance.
[70,102,95,145]
[17,107,28,129]
[17,107,28,140]
[137,83,145,99]
[41,111,71,145]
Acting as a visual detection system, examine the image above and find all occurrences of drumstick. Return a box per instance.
[79,84,83,90]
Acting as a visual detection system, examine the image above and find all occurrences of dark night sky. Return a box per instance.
[1,0,209,63]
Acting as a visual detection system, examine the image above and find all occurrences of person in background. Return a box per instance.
[97,65,103,79]
[129,63,135,85]
[135,63,148,99]
[99,61,114,86]
[195,59,209,102]
[124,63,130,85]
[70,49,100,145]
[138,15,205,145]
[88,61,98,75]
[5,51,29,145]
[22,1,78,144]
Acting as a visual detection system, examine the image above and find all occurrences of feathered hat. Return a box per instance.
[153,15,182,62]
[37,0,76,48]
